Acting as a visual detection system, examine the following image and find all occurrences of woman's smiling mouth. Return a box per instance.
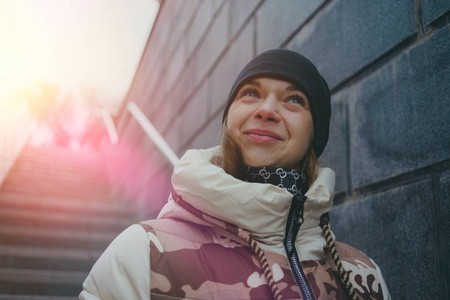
[244,129,282,143]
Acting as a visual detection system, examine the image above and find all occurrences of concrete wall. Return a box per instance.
[115,1,450,298]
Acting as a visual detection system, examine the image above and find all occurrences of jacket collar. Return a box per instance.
[158,146,336,261]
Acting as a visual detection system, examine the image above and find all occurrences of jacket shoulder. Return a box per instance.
[334,241,391,300]
[139,218,208,240]
[334,241,374,264]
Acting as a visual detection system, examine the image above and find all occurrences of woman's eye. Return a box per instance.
[244,90,258,98]
[286,96,305,106]
[240,88,259,98]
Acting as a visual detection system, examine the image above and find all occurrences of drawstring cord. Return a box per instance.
[320,213,358,300]
[245,234,283,300]
[245,213,358,300]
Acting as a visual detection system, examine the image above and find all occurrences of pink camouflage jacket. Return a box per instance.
[80,146,390,299]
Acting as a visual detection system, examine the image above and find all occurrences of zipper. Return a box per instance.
[284,194,315,300]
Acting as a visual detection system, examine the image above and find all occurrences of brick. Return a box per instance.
[349,25,450,188]
[151,95,174,134]
[229,0,261,38]
[194,1,230,87]
[287,0,416,89]
[190,113,223,150]
[156,59,196,135]
[132,51,155,97]
[173,57,196,109]
[151,0,184,64]
[147,72,170,118]
[151,51,195,135]
[209,18,255,118]
[139,0,196,102]
[127,36,166,109]
[255,0,324,53]
[213,0,225,15]
[178,81,210,150]
[163,46,187,97]
[167,1,200,50]
[319,91,349,193]
[329,180,439,299]
[186,0,216,57]
[137,62,166,110]
[145,1,174,55]
[135,66,158,106]
[439,175,450,295]
[163,44,194,111]
[164,116,181,157]
[423,0,450,25]
[136,59,175,118]
[127,74,151,113]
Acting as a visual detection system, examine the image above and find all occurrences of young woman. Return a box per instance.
[80,49,390,300]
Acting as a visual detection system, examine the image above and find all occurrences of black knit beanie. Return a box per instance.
[222,49,331,157]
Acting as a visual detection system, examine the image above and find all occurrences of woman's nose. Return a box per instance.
[254,96,280,122]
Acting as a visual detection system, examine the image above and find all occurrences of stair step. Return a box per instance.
[5,162,104,177]
[0,187,110,200]
[0,207,133,230]
[3,169,104,183]
[0,268,85,296]
[0,295,77,300]
[2,171,106,184]
[0,224,120,250]
[2,147,108,189]
[12,157,104,169]
[0,268,87,284]
[1,182,109,194]
[1,177,110,190]
[0,245,101,272]
[0,184,110,196]
[17,147,105,167]
[5,163,104,182]
[0,145,137,298]
[21,146,102,159]
[0,193,137,217]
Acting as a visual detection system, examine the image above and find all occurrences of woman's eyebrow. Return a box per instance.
[286,85,300,92]
[243,80,262,87]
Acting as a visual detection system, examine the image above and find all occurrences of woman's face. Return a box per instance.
[226,77,313,169]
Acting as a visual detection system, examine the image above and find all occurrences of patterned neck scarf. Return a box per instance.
[240,166,307,196]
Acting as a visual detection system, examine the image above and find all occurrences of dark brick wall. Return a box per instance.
[115,1,450,298]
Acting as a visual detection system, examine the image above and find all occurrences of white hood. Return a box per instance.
[159,146,336,261]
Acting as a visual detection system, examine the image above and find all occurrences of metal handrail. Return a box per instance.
[127,101,179,166]
[101,110,119,145]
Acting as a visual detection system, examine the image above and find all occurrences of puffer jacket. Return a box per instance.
[80,146,390,299]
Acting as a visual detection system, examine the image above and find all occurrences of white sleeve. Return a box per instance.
[79,224,151,300]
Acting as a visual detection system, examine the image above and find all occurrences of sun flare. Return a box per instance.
[0,0,159,108]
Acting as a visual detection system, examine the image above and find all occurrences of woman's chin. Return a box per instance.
[242,154,278,168]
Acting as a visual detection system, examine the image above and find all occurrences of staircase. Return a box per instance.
[0,145,139,299]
